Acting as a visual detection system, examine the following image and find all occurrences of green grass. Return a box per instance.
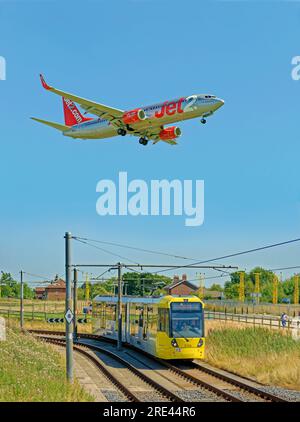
[205,327,300,389]
[0,328,94,401]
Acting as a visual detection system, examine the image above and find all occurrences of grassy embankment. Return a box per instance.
[0,328,94,401]
[205,324,300,390]
[8,318,92,333]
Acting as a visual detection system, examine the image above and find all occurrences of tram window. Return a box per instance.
[130,306,136,336]
[106,304,116,321]
[101,304,106,328]
[158,308,169,335]
[138,309,144,327]
[170,302,203,338]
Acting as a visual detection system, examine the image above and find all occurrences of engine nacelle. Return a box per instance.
[159,126,182,140]
[123,108,146,125]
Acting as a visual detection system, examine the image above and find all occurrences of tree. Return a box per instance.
[223,267,296,303]
[208,283,224,292]
[0,272,34,299]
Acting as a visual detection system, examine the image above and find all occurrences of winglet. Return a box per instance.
[40,74,52,90]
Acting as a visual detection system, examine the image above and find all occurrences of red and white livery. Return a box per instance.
[32,75,224,146]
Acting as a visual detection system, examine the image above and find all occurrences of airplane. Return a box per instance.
[31,75,224,146]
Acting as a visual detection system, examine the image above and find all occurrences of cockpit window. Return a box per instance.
[204,95,215,99]
[170,302,203,338]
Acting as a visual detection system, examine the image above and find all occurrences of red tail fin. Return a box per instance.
[62,97,92,126]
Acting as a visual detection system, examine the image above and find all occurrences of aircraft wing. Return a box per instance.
[39,74,124,122]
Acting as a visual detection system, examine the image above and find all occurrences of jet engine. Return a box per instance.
[159,126,182,140]
[123,108,146,125]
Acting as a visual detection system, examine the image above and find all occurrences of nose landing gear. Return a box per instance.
[117,128,127,136]
[201,118,207,124]
[139,137,148,146]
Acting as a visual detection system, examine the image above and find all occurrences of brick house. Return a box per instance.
[35,287,46,300]
[35,277,68,301]
[45,278,67,300]
[165,274,198,296]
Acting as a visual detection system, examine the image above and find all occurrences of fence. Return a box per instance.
[205,310,300,333]
[204,300,300,317]
[0,298,90,314]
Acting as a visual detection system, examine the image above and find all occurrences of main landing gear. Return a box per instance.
[201,118,207,124]
[139,137,148,146]
[117,128,127,136]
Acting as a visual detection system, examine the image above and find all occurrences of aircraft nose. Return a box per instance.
[215,98,225,109]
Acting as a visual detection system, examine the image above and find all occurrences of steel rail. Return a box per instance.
[30,329,288,403]
[38,335,183,402]
[188,362,287,402]
[41,336,140,402]
[32,330,241,402]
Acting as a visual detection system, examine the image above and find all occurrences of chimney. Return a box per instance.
[173,275,180,283]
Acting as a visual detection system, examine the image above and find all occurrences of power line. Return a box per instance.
[73,236,205,261]
[154,237,300,274]
[22,271,54,280]
[267,265,300,273]
[73,238,140,265]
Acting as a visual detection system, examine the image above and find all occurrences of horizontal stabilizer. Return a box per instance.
[31,117,69,132]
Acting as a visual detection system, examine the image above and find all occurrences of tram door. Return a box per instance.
[157,308,169,348]
[125,303,131,342]
[138,306,144,343]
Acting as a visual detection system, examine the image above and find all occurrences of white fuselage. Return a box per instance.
[63,94,224,140]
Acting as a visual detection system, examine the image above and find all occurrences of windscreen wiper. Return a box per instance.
[172,329,189,342]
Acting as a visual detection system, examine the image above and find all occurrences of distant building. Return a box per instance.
[165,274,198,296]
[203,288,223,300]
[35,287,46,300]
[35,276,68,301]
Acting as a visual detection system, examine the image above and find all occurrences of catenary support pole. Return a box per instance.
[20,270,24,330]
[73,268,78,340]
[117,262,122,351]
[65,232,73,382]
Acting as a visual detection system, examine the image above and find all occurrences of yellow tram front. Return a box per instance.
[156,296,205,360]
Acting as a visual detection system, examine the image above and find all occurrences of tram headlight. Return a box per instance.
[171,338,178,348]
[197,338,204,348]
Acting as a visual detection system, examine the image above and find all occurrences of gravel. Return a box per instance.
[257,386,300,402]
[101,389,128,402]
[174,389,227,402]
[136,393,170,402]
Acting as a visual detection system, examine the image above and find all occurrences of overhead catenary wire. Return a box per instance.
[73,237,140,265]
[73,236,205,261]
[153,237,300,274]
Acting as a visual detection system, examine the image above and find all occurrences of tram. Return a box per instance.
[92,295,205,359]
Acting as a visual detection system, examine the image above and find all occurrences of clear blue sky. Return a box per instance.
[1,0,300,286]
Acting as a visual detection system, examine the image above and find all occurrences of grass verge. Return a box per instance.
[0,327,94,401]
[205,326,300,390]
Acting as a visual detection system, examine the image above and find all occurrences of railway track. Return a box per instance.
[39,335,184,402]
[159,360,286,402]
[30,329,289,403]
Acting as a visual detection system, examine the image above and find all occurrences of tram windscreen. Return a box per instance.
[170,302,203,338]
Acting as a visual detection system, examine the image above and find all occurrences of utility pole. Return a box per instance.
[273,275,278,304]
[294,275,299,305]
[85,273,90,301]
[73,268,78,340]
[20,270,24,330]
[65,232,73,383]
[197,273,205,299]
[239,271,245,302]
[254,272,260,304]
[117,262,122,351]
